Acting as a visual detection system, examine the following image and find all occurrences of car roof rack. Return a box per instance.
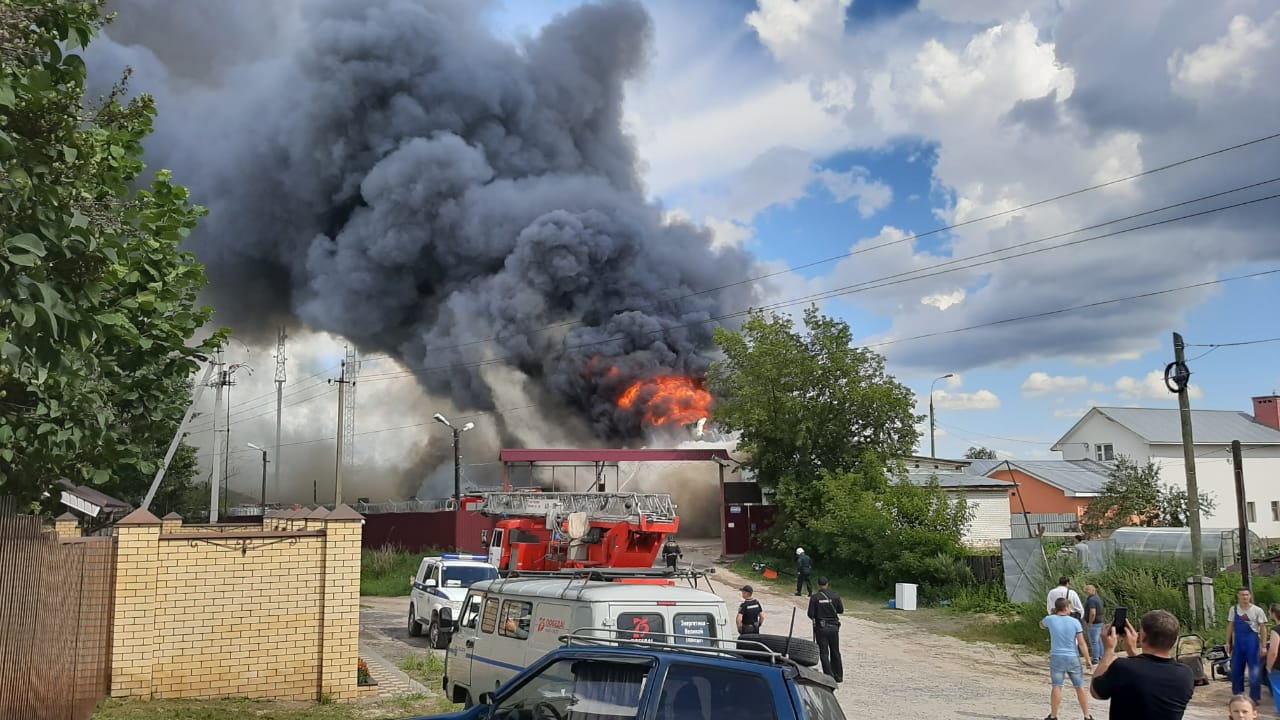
[559,628,800,669]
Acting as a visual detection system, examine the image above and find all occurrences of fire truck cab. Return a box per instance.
[478,492,679,573]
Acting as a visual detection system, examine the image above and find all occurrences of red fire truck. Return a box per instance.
[473,491,680,573]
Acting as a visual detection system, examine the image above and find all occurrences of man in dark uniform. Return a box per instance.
[737,585,765,635]
[662,536,682,571]
[807,577,844,683]
[795,547,813,596]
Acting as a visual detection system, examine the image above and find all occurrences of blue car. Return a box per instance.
[409,630,845,720]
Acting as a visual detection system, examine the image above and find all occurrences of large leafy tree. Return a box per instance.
[1080,456,1216,535]
[0,1,220,509]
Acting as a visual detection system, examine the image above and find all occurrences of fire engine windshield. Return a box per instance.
[441,565,498,588]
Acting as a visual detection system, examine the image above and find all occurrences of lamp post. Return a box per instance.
[433,414,475,512]
[247,443,269,512]
[929,374,955,458]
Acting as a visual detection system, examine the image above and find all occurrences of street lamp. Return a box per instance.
[433,414,475,511]
[247,443,269,512]
[929,374,955,458]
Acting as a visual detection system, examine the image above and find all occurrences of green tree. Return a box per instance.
[0,1,221,508]
[1080,456,1216,535]
[964,445,998,460]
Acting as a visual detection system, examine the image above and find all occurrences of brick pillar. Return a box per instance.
[54,512,79,539]
[305,506,330,531]
[111,508,162,698]
[319,505,363,701]
[160,512,183,534]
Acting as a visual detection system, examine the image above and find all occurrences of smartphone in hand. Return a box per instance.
[1113,606,1128,635]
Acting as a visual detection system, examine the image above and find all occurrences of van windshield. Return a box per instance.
[442,565,498,588]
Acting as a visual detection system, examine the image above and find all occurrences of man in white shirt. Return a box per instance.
[1047,575,1085,620]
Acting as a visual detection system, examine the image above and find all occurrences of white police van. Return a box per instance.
[442,574,732,707]
[408,554,499,649]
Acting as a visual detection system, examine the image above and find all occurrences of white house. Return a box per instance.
[904,456,1013,547]
[1052,396,1280,539]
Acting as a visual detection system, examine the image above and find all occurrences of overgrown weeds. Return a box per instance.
[361,545,434,596]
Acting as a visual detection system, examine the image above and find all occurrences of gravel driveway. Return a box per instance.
[361,542,1233,718]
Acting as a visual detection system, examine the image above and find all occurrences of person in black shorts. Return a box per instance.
[807,577,844,683]
[737,585,765,635]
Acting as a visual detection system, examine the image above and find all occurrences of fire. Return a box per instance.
[617,376,713,427]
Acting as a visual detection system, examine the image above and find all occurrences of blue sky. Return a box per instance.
[492,0,1280,459]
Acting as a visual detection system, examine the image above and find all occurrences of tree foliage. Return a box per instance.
[964,445,998,460]
[1080,456,1217,535]
[0,1,220,507]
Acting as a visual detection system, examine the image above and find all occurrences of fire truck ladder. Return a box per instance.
[479,491,677,524]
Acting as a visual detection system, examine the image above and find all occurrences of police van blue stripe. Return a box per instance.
[468,653,524,673]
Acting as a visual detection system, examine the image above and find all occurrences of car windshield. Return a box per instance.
[795,682,845,720]
[441,565,498,588]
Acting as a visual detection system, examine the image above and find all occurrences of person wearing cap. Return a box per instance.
[795,547,813,597]
[807,577,844,682]
[737,585,765,635]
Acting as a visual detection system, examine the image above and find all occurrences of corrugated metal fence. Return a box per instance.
[1010,512,1080,538]
[0,499,116,720]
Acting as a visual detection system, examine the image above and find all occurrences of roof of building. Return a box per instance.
[1053,407,1280,448]
[905,470,1012,490]
[975,459,1112,497]
[500,448,732,464]
[58,479,131,518]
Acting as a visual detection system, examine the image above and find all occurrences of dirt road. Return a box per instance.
[360,544,1238,718]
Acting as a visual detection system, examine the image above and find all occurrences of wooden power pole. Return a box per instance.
[1171,332,1203,572]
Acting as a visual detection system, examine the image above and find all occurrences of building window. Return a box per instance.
[1094,443,1115,462]
[1272,501,1279,522]
[1247,502,1257,523]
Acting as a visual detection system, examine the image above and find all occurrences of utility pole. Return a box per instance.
[929,373,954,458]
[1169,332,1203,572]
[1233,440,1251,590]
[330,346,358,506]
[273,327,287,504]
[208,350,225,523]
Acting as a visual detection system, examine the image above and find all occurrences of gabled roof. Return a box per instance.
[979,459,1112,497]
[905,469,1013,490]
[1053,407,1280,448]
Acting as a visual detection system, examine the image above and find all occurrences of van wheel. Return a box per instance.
[737,633,821,667]
[428,618,449,649]
[408,604,423,637]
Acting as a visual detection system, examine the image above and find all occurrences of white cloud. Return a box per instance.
[921,289,966,311]
[932,389,1002,410]
[1021,372,1107,397]
[945,373,963,390]
[704,216,755,250]
[746,0,853,71]
[816,167,893,217]
[1170,13,1277,95]
[1114,370,1204,401]
[1053,401,1101,419]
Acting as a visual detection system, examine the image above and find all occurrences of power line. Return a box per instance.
[357,129,1280,365]
[1186,337,1280,348]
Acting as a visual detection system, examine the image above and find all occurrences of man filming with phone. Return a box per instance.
[1090,609,1194,719]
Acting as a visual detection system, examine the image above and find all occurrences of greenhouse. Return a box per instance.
[1108,527,1264,571]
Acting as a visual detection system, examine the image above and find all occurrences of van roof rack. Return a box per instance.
[559,628,799,668]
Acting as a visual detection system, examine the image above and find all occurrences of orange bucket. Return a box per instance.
[763,568,778,580]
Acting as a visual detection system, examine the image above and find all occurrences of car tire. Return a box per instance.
[408,604,423,637]
[737,633,821,667]
[429,618,450,649]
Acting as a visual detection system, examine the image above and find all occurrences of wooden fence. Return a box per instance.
[0,499,116,720]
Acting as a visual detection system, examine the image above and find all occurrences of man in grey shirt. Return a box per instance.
[1084,584,1104,664]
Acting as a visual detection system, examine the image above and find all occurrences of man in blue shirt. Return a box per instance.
[1041,596,1095,720]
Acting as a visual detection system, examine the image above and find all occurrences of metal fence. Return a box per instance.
[1010,512,1080,538]
[0,499,116,720]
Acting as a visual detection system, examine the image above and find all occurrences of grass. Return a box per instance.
[361,546,436,597]
[90,694,448,720]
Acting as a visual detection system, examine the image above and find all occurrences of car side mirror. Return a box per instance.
[478,692,495,706]
[425,579,438,588]
[440,607,456,634]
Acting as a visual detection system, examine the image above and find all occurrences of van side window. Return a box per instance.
[491,658,649,720]
[672,613,716,646]
[480,598,500,634]
[617,612,665,641]
[655,664,776,720]
[499,600,532,640]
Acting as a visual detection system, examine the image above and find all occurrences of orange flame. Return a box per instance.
[617,376,713,426]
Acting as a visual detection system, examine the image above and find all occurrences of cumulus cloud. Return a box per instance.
[932,389,1002,410]
[921,289,966,311]
[1021,372,1108,397]
[816,167,894,217]
[1170,12,1278,95]
[1114,370,1204,401]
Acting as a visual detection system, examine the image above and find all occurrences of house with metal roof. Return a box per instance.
[904,460,1014,547]
[969,459,1113,536]
[1050,397,1280,539]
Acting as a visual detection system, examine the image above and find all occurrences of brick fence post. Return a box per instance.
[110,508,162,698]
[319,504,363,701]
[54,512,79,539]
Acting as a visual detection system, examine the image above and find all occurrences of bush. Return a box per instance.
[361,545,434,596]
[951,582,1018,616]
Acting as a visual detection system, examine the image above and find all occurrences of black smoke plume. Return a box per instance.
[89,0,760,440]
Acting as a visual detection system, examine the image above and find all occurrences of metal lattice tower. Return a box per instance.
[341,345,359,468]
